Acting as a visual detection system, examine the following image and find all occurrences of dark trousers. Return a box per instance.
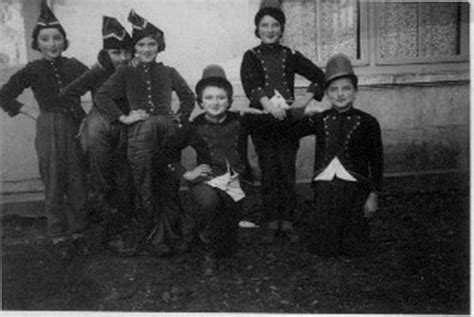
[251,131,299,223]
[127,115,190,247]
[35,112,87,238]
[308,179,369,257]
[189,183,239,258]
[236,119,254,182]
[79,109,134,237]
[80,109,133,209]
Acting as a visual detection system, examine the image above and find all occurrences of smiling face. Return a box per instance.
[201,86,230,120]
[257,15,282,45]
[326,77,357,110]
[134,36,158,63]
[107,48,132,68]
[37,28,65,60]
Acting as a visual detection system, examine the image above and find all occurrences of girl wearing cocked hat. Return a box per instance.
[95,10,195,257]
[61,16,134,253]
[0,0,89,259]
[240,6,325,244]
[291,54,383,257]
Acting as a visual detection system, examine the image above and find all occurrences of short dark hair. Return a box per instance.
[196,77,233,107]
[31,27,69,52]
[254,7,286,39]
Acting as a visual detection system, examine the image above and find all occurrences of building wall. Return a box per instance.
[0,0,469,202]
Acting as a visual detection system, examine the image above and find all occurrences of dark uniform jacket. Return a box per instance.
[161,112,247,179]
[94,61,195,123]
[291,107,384,193]
[0,57,89,121]
[240,43,325,108]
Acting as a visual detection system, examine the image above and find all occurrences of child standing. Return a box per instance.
[162,65,263,274]
[0,1,89,259]
[95,10,195,256]
[292,54,383,257]
[61,16,134,251]
[240,6,325,243]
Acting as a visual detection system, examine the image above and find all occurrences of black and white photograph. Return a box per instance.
[0,0,470,313]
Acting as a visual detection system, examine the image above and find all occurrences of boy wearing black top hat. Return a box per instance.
[61,16,134,251]
[0,1,89,259]
[291,54,383,257]
[95,10,195,256]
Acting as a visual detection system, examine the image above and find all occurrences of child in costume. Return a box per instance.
[161,65,263,274]
[95,10,195,256]
[240,6,325,243]
[0,1,89,259]
[291,54,383,257]
[61,16,134,252]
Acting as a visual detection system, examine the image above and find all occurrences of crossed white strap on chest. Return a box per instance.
[205,159,246,202]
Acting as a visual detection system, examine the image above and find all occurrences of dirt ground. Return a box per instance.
[1,174,470,313]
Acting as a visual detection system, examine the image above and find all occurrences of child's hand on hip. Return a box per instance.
[119,110,150,125]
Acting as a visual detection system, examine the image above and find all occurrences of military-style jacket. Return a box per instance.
[61,63,130,115]
[94,61,195,123]
[240,43,325,108]
[0,57,88,121]
[291,107,384,193]
[161,112,247,179]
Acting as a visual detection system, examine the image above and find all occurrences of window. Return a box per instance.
[375,1,469,64]
[281,0,469,66]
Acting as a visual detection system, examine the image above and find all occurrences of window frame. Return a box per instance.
[313,0,370,66]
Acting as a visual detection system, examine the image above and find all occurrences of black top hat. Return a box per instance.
[324,54,358,88]
[128,9,165,52]
[102,16,132,50]
[195,65,233,101]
